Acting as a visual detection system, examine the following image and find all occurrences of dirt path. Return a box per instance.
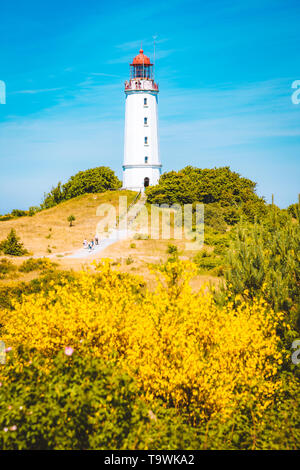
[67,192,147,259]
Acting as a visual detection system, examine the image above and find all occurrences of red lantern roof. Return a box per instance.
[131,49,152,66]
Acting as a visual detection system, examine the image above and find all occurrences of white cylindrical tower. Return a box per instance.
[123,48,162,191]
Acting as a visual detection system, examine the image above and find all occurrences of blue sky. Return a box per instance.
[0,0,299,213]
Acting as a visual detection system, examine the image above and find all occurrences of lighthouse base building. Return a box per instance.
[122,49,162,191]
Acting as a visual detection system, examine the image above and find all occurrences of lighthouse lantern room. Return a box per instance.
[122,48,162,191]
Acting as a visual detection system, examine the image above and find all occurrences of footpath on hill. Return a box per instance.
[67,192,147,259]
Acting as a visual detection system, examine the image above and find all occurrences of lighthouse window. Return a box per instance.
[145,156,148,164]
[144,137,148,145]
[144,117,148,125]
[144,98,147,106]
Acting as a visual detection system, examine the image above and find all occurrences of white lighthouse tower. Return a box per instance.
[122,48,162,191]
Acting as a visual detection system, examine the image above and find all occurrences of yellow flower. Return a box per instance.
[0,260,283,423]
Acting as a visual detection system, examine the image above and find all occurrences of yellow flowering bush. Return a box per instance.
[0,260,283,423]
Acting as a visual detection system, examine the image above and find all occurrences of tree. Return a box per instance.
[223,209,300,341]
[42,167,122,209]
[146,166,267,223]
[0,229,28,256]
[67,215,76,227]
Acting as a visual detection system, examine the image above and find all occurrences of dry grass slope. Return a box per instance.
[0,191,137,257]
[0,190,221,290]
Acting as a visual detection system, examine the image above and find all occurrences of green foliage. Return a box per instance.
[0,230,28,256]
[18,258,57,273]
[221,207,300,343]
[167,244,178,255]
[0,215,13,222]
[0,208,37,221]
[0,270,77,311]
[0,259,17,279]
[42,167,122,209]
[0,350,199,450]
[194,249,224,276]
[192,373,300,449]
[204,203,227,232]
[28,206,41,217]
[146,166,267,223]
[193,228,231,275]
[204,228,232,254]
[1,348,299,450]
[287,198,300,219]
[10,209,27,218]
[67,214,75,227]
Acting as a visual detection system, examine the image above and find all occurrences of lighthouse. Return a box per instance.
[122,48,162,191]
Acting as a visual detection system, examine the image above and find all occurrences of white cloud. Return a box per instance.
[11,87,63,95]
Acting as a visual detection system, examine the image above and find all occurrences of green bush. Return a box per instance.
[0,259,17,279]
[194,249,224,275]
[167,244,178,255]
[0,270,78,311]
[0,350,199,450]
[0,215,13,222]
[0,230,28,256]
[146,166,267,223]
[10,209,27,218]
[42,167,122,209]
[287,196,300,219]
[221,207,300,345]
[28,206,41,217]
[67,214,75,227]
[204,203,227,232]
[18,258,57,273]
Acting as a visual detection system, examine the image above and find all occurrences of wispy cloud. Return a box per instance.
[11,87,63,95]
[90,72,122,78]
[115,37,169,51]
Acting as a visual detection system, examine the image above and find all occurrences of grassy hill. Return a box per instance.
[0,190,137,257]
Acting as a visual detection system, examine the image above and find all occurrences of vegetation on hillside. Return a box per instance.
[0,167,122,220]
[222,204,300,344]
[0,165,299,449]
[42,166,122,209]
[146,166,267,224]
[0,229,28,256]
[0,250,299,449]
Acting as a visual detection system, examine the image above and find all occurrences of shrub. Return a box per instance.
[146,166,267,223]
[0,230,28,256]
[1,260,283,425]
[67,214,75,227]
[0,349,202,450]
[222,209,300,342]
[28,206,41,217]
[0,215,13,222]
[0,270,78,311]
[10,209,27,218]
[18,258,57,273]
[287,196,299,220]
[194,250,223,273]
[42,167,122,209]
[0,258,17,278]
[204,203,227,232]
